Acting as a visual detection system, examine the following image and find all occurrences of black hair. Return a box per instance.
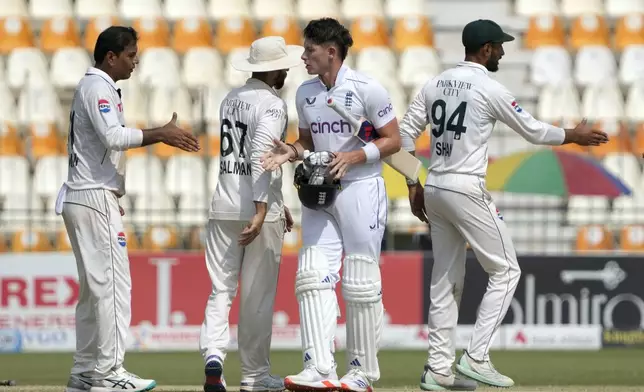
[465,45,482,56]
[303,18,353,60]
[94,26,138,64]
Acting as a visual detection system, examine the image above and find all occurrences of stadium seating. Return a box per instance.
[1,0,642,254]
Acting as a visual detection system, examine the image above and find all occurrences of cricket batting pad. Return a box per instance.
[342,254,383,381]
[295,247,339,375]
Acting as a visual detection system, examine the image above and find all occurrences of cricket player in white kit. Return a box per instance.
[261,18,402,392]
[57,26,200,392]
[199,36,301,392]
[399,20,610,391]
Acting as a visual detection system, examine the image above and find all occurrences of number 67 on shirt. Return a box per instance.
[326,97,423,181]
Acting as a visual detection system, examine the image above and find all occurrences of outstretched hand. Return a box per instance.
[261,138,293,171]
[161,112,200,152]
[572,118,609,146]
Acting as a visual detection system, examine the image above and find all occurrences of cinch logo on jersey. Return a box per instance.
[117,232,126,247]
[378,103,393,118]
[98,99,111,113]
[511,101,523,113]
[311,119,351,134]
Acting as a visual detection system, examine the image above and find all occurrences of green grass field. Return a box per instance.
[0,350,642,391]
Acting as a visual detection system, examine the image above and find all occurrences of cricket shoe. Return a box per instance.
[337,369,372,392]
[65,372,93,392]
[240,374,285,392]
[455,352,514,388]
[204,355,227,392]
[284,364,339,391]
[89,369,156,391]
[419,365,478,391]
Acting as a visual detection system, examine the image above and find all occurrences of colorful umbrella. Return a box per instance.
[486,149,632,198]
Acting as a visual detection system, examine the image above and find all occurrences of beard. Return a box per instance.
[485,57,499,72]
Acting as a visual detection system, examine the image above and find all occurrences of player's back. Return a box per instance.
[66,69,127,195]
[422,62,502,178]
[210,79,286,222]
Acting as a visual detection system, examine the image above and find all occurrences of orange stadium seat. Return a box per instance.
[524,15,566,49]
[569,14,610,50]
[83,16,120,52]
[10,229,53,252]
[261,16,302,45]
[575,225,614,252]
[0,123,23,156]
[0,17,34,54]
[185,225,205,250]
[54,227,72,251]
[350,16,389,51]
[416,130,431,151]
[126,146,150,158]
[632,123,644,155]
[141,225,180,250]
[620,225,644,252]
[39,17,81,53]
[285,124,299,144]
[132,17,170,51]
[614,14,644,51]
[392,16,434,52]
[214,17,257,54]
[27,123,63,159]
[205,132,221,157]
[0,234,7,253]
[587,120,631,158]
[172,18,213,54]
[281,226,302,255]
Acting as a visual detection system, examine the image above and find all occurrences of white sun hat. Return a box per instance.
[232,36,304,72]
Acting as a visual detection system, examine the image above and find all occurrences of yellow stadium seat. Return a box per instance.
[11,229,53,252]
[132,17,170,51]
[120,225,141,250]
[569,14,610,50]
[620,225,644,252]
[83,16,120,52]
[27,123,63,159]
[172,18,213,54]
[214,17,257,54]
[588,120,631,158]
[185,225,205,250]
[0,123,24,156]
[0,235,7,253]
[39,17,81,53]
[392,16,434,51]
[261,16,302,45]
[54,227,72,251]
[142,225,180,250]
[614,14,644,51]
[0,17,34,54]
[350,16,389,51]
[524,15,566,49]
[575,225,614,252]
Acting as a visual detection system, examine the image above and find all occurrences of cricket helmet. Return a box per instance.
[294,151,341,210]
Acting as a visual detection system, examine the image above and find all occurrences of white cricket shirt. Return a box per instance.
[209,78,288,223]
[400,61,565,189]
[295,65,397,181]
[63,67,143,197]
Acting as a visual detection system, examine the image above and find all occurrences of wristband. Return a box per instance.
[287,143,299,162]
[361,142,380,164]
[406,177,420,185]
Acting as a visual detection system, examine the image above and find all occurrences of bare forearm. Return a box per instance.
[562,128,579,145]
[254,201,267,217]
[140,127,168,147]
[374,136,402,159]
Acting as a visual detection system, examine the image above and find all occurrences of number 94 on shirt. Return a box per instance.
[431,99,468,158]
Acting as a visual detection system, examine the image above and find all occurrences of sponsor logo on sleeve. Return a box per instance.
[378,103,393,118]
[117,232,126,247]
[98,99,111,113]
[511,101,523,113]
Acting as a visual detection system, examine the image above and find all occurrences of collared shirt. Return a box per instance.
[209,78,288,222]
[295,65,397,181]
[400,61,565,186]
[63,67,143,196]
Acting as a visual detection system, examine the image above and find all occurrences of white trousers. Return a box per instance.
[62,189,131,379]
[199,218,284,381]
[301,177,387,282]
[424,178,521,375]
